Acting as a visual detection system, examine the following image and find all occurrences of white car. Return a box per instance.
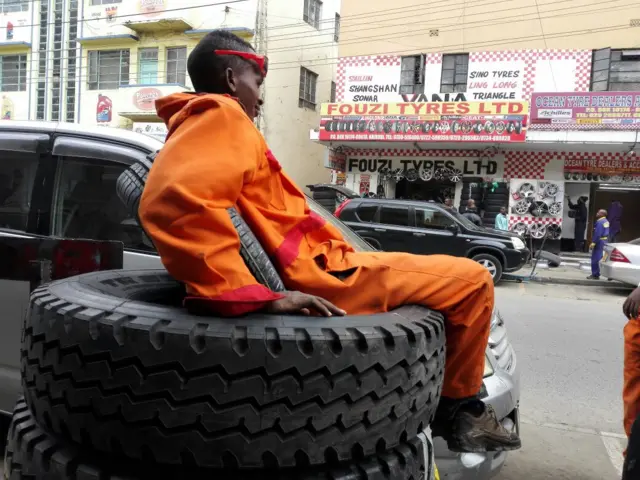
[601,238,640,286]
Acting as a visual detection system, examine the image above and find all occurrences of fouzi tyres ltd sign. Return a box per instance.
[319,101,529,143]
[347,158,501,177]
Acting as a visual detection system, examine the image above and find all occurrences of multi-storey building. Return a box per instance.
[313,0,640,251]
[0,0,340,187]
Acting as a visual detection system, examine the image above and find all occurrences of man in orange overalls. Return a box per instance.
[623,286,640,479]
[139,30,521,453]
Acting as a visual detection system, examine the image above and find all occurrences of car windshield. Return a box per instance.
[306,196,374,252]
[449,208,483,230]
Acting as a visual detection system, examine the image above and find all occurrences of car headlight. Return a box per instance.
[512,237,526,250]
[484,354,494,378]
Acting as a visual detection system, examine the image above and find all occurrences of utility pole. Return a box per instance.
[254,0,268,135]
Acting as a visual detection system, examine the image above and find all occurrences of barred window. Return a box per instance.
[87,50,130,90]
[299,67,318,110]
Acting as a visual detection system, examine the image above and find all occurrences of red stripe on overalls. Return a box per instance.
[274,211,326,270]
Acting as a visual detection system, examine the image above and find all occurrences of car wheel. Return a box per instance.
[22,270,445,469]
[472,253,503,284]
[4,397,430,480]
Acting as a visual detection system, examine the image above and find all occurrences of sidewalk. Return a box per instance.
[504,261,629,288]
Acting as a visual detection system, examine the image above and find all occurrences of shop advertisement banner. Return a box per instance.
[531,92,640,129]
[346,157,503,177]
[564,157,640,175]
[319,102,528,142]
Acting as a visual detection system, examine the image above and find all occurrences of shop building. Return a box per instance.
[0,0,340,188]
[311,48,640,252]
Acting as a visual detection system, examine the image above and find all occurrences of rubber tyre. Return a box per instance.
[22,270,445,469]
[535,250,562,268]
[116,159,285,293]
[471,253,503,284]
[5,398,431,480]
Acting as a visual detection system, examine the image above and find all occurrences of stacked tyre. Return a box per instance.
[481,182,510,229]
[4,157,446,479]
[459,177,484,209]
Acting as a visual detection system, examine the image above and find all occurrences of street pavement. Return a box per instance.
[495,280,632,479]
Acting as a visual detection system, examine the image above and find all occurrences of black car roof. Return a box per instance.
[347,198,450,210]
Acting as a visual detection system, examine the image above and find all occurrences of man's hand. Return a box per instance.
[266,291,346,317]
[589,243,595,252]
[624,287,640,319]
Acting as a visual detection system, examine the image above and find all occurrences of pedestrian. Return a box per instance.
[494,206,508,231]
[567,195,588,252]
[444,198,458,212]
[609,199,623,242]
[587,209,609,280]
[622,286,640,480]
[462,199,483,227]
[139,29,520,453]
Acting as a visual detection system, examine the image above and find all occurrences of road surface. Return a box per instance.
[496,280,631,479]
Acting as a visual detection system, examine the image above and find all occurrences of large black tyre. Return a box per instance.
[115,157,285,293]
[22,270,445,469]
[5,398,431,480]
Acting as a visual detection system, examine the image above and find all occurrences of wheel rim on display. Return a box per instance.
[610,175,623,183]
[518,182,536,198]
[513,200,530,215]
[544,182,559,197]
[419,168,433,181]
[434,168,450,181]
[495,121,506,134]
[623,174,634,183]
[530,201,548,217]
[477,258,498,278]
[392,169,404,182]
[546,224,562,240]
[548,202,562,217]
[379,167,392,181]
[484,121,496,134]
[599,174,610,182]
[529,223,547,239]
[448,168,463,183]
[511,222,528,236]
[405,168,419,182]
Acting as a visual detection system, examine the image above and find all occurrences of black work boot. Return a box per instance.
[432,397,521,453]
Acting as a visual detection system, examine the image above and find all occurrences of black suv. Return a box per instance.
[335,198,530,283]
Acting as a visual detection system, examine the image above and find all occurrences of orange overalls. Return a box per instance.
[139,93,493,399]
[625,319,640,437]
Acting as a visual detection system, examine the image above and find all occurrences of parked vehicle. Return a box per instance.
[335,197,530,283]
[601,238,640,286]
[0,121,519,479]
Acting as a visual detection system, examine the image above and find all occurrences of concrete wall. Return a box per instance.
[263,0,341,189]
[339,0,640,57]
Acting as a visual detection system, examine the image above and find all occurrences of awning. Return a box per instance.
[310,129,640,154]
[0,42,31,53]
[124,18,193,33]
[77,34,139,46]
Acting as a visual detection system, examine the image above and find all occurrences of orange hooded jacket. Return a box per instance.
[139,93,354,316]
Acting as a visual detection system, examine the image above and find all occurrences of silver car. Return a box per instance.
[0,121,520,478]
[601,238,640,286]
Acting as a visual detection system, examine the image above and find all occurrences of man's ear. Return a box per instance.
[224,67,237,93]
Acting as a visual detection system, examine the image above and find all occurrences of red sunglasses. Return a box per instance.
[215,49,268,78]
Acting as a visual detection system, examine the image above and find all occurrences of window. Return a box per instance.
[334,13,340,42]
[299,67,318,110]
[330,80,336,102]
[303,0,322,29]
[399,55,425,95]
[87,50,130,90]
[90,0,121,5]
[591,48,640,91]
[0,55,27,92]
[138,48,158,85]
[440,53,469,93]
[0,152,38,231]
[36,0,48,120]
[0,0,28,13]
[379,206,409,227]
[166,46,187,85]
[356,204,378,222]
[415,207,455,229]
[52,158,153,252]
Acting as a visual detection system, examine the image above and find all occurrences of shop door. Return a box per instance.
[592,187,640,243]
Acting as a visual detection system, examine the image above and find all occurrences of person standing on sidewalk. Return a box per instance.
[622,286,640,480]
[494,206,508,231]
[567,195,588,252]
[587,209,609,280]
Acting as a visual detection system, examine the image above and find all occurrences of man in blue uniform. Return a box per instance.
[588,209,609,280]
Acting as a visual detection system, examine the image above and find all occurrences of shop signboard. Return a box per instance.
[564,157,640,175]
[531,92,640,129]
[319,101,529,143]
